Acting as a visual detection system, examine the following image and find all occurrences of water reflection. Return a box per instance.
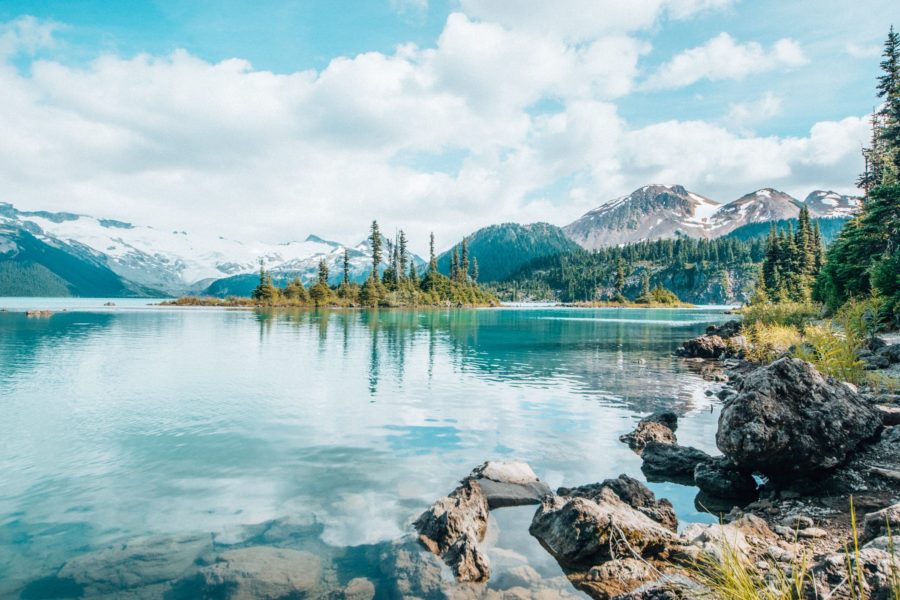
[0,305,730,597]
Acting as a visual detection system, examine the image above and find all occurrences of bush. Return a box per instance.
[739,301,820,329]
[794,323,865,385]
[744,322,803,363]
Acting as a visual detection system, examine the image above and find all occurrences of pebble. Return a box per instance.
[773,525,795,538]
[781,515,814,530]
[798,527,827,539]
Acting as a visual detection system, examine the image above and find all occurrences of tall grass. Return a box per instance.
[739,302,821,329]
[744,322,803,364]
[794,323,866,384]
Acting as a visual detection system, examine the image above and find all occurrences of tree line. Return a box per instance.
[251,221,495,307]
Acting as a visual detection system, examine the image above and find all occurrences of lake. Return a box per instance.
[0,299,732,598]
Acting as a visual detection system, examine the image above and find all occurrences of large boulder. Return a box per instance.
[171,547,323,599]
[413,478,490,582]
[467,460,552,508]
[641,442,712,482]
[693,457,758,501]
[529,488,677,571]
[716,358,880,481]
[559,474,678,532]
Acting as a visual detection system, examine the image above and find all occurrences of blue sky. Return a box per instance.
[0,0,896,249]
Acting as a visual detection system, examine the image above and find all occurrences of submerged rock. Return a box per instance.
[468,460,552,509]
[413,478,491,582]
[716,358,880,482]
[172,547,323,600]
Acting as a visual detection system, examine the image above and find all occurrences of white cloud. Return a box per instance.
[725,92,783,130]
[0,13,868,254]
[390,0,428,23]
[0,15,60,56]
[846,42,880,59]
[645,33,808,90]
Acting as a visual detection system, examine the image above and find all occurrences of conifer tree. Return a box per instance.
[460,238,469,281]
[428,232,437,273]
[369,221,382,280]
[342,248,350,286]
[877,25,900,173]
[450,247,459,280]
[472,258,479,283]
[614,258,626,296]
[317,259,329,285]
[398,230,408,282]
[640,270,651,298]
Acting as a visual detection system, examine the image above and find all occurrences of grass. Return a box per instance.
[744,321,803,364]
[737,301,820,329]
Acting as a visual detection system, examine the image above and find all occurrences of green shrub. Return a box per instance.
[738,301,820,329]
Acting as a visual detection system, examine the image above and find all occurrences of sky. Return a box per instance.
[0,0,896,252]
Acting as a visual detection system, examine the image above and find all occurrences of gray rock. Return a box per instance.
[878,343,900,364]
[172,547,323,600]
[677,335,728,359]
[342,577,376,600]
[377,538,448,599]
[413,478,490,582]
[716,358,880,481]
[57,533,214,596]
[468,460,551,509]
[620,421,677,451]
[693,457,757,501]
[863,502,900,542]
[559,474,678,532]
[707,320,741,339]
[798,527,827,538]
[529,489,677,571]
[641,409,679,432]
[810,548,900,600]
[780,515,814,530]
[876,405,900,426]
[641,442,712,481]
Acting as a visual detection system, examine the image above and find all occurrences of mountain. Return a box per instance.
[802,190,861,218]
[562,186,862,250]
[0,202,413,297]
[563,185,722,249]
[436,222,579,282]
[0,224,159,297]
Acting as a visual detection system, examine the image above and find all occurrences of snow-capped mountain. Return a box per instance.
[708,188,801,231]
[564,185,861,249]
[563,185,722,249]
[802,190,861,218]
[0,202,412,296]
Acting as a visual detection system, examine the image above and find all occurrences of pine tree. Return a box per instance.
[317,259,329,285]
[342,248,350,286]
[460,238,469,281]
[369,221,382,281]
[450,247,459,280]
[251,259,277,303]
[284,276,309,303]
[398,230,408,282]
[877,25,900,174]
[471,258,479,283]
[750,269,769,305]
[428,232,437,273]
[614,258,626,298]
[640,270,651,298]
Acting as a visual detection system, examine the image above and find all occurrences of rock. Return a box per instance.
[682,515,774,561]
[56,534,214,596]
[620,421,677,451]
[876,405,900,426]
[529,489,677,571]
[780,515,814,530]
[707,320,741,339]
[810,548,900,599]
[468,460,552,509]
[862,353,891,370]
[172,547,322,600]
[25,309,54,317]
[413,478,490,582]
[641,442,712,482]
[693,457,758,501]
[377,538,447,599]
[559,474,678,532]
[342,577,376,600]
[677,335,728,359]
[642,409,679,432]
[716,358,880,481]
[863,502,900,542]
[878,343,900,364]
[863,536,900,552]
[798,527,827,539]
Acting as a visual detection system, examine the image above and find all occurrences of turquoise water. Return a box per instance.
[0,300,731,597]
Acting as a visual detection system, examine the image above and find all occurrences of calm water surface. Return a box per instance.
[0,299,732,597]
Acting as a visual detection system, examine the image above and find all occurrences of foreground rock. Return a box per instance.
[716,358,880,482]
[413,478,490,582]
[676,334,729,359]
[529,488,678,598]
[468,460,552,508]
[558,475,678,532]
[620,421,677,451]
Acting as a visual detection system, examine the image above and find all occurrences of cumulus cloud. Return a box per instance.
[846,42,880,59]
[645,33,808,90]
[725,92,783,130]
[0,12,867,252]
[0,15,60,56]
